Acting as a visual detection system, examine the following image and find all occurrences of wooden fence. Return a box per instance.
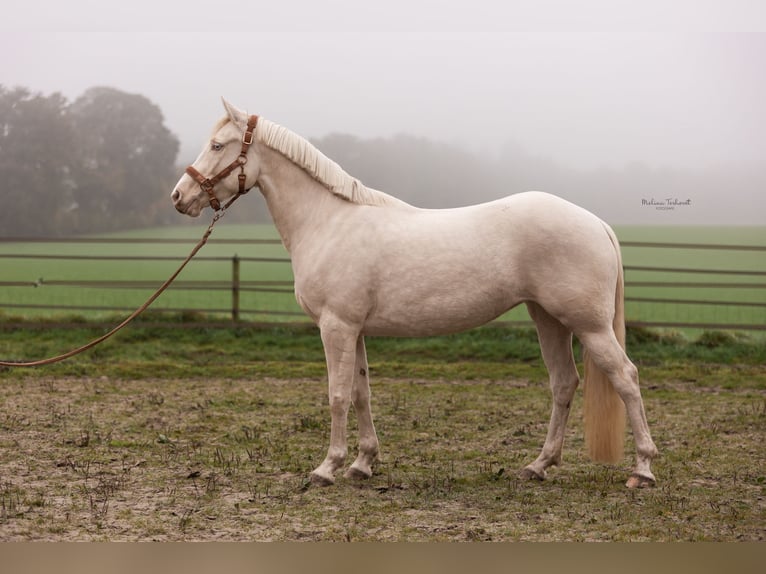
[1,237,765,331]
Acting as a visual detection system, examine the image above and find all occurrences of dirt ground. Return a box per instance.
[0,376,764,541]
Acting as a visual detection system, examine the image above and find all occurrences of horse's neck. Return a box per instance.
[256,147,344,253]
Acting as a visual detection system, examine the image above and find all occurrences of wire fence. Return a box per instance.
[1,236,765,331]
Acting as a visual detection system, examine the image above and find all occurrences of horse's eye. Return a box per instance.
[211,142,224,151]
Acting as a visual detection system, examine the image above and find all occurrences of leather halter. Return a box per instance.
[185,115,259,211]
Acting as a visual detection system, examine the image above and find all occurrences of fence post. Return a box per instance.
[232,254,240,322]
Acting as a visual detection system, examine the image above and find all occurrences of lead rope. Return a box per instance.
[0,193,244,368]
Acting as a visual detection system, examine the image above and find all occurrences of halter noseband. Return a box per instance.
[185,115,259,211]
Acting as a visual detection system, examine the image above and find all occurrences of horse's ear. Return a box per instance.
[221,97,248,128]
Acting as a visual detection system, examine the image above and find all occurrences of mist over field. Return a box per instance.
[1,1,765,230]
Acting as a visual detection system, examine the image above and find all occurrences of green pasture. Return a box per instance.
[616,226,766,330]
[1,224,764,333]
[0,223,297,320]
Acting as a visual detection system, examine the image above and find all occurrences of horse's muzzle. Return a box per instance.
[171,189,201,217]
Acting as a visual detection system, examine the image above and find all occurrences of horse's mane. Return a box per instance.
[249,118,409,208]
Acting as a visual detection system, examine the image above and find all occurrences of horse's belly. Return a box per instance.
[361,283,519,337]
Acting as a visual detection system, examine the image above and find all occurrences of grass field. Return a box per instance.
[0,324,764,541]
[615,226,766,330]
[0,223,299,320]
[1,224,765,332]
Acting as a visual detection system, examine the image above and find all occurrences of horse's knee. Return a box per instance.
[329,393,351,417]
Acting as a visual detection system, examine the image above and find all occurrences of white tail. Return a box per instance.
[582,227,627,463]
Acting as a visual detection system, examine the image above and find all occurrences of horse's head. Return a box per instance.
[171,99,261,217]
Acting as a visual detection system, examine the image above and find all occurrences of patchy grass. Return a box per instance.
[0,322,764,540]
[0,374,763,541]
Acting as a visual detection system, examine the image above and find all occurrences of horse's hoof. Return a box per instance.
[626,473,656,489]
[344,466,372,481]
[519,466,546,481]
[309,472,335,487]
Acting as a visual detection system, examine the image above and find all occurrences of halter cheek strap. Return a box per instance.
[185,115,259,211]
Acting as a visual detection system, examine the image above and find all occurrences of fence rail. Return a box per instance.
[4,237,765,250]
[620,241,766,251]
[1,237,765,331]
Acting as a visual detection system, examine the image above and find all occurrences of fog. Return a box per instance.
[2,0,765,225]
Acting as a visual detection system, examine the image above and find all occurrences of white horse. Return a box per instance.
[172,99,658,489]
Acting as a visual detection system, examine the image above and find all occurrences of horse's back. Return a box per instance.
[409,191,620,330]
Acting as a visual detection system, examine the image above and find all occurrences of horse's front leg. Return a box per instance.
[345,336,379,480]
[310,320,360,486]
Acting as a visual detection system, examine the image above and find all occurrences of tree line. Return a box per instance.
[0,85,179,236]
[2,84,762,236]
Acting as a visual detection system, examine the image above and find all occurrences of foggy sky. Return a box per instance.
[2,1,765,224]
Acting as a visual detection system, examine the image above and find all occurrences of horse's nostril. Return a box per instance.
[171,189,180,202]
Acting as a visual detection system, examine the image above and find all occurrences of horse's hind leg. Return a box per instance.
[345,336,380,480]
[578,329,658,488]
[520,302,580,481]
